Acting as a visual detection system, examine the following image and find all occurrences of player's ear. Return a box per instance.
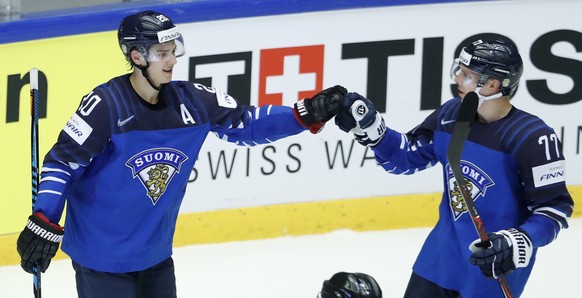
[130,50,146,66]
[486,78,502,92]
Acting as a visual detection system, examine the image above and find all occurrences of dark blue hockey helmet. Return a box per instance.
[451,39,523,98]
[117,10,185,62]
[318,272,382,298]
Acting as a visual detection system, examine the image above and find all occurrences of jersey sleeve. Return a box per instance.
[192,84,306,145]
[514,125,573,248]
[35,89,113,223]
[370,109,440,174]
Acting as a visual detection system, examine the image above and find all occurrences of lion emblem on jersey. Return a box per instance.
[125,148,188,205]
[446,161,494,220]
[146,164,170,199]
[449,177,473,213]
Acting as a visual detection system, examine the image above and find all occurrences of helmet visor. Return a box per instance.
[450,58,461,82]
[450,47,474,79]
[450,59,480,87]
[146,35,185,62]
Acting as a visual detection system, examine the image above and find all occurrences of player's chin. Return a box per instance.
[162,70,173,80]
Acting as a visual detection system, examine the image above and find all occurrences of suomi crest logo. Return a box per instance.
[446,161,494,220]
[126,148,188,205]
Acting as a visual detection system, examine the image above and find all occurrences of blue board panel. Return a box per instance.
[0,0,488,44]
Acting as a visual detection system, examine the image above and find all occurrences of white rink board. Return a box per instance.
[169,0,582,212]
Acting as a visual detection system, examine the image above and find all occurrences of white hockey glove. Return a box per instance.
[468,228,533,279]
[334,92,386,147]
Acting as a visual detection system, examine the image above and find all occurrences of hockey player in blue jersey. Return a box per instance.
[334,38,573,297]
[16,10,346,297]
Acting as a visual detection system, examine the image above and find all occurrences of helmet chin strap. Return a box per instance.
[136,63,162,91]
[474,87,503,107]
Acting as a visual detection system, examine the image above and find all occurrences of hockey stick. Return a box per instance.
[30,68,42,298]
[446,91,513,298]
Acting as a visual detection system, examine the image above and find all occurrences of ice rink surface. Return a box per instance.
[2,218,580,297]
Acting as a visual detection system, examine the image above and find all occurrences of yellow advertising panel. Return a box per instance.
[0,31,128,235]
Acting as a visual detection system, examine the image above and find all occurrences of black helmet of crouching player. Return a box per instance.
[117,10,185,64]
[318,272,382,298]
[452,39,523,98]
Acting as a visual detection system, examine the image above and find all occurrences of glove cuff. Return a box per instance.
[353,113,387,146]
[499,228,533,269]
[359,113,386,138]
[28,212,64,243]
[294,99,317,125]
[293,99,324,134]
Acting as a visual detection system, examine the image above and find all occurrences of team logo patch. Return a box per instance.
[125,148,188,205]
[446,161,494,220]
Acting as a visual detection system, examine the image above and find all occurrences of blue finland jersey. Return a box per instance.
[372,97,573,297]
[35,74,306,272]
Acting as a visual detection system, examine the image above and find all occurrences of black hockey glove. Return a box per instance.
[293,85,347,134]
[335,92,386,147]
[17,212,64,274]
[468,228,533,279]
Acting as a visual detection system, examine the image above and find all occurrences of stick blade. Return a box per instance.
[447,91,479,164]
[457,91,479,123]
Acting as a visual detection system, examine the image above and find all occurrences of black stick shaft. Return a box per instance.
[446,92,513,298]
[30,67,42,298]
